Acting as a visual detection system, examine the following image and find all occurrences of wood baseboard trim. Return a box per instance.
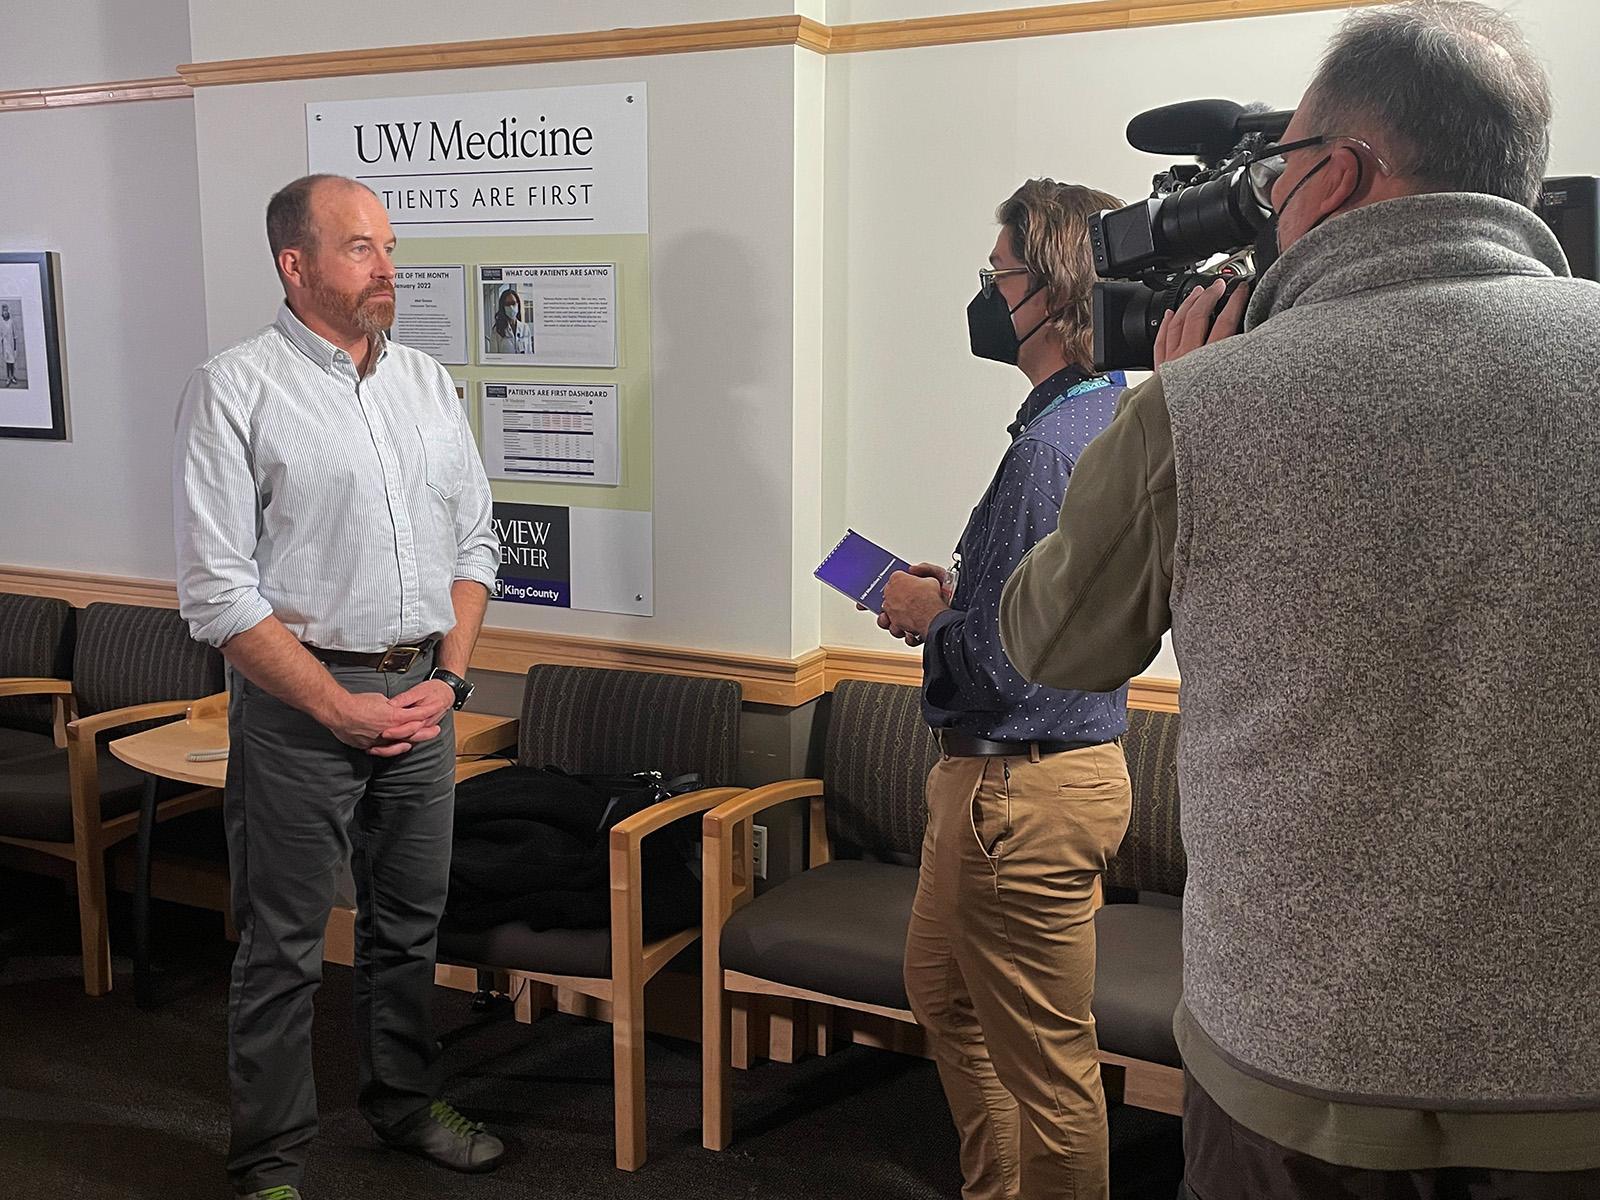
[8,2,1381,110]
[826,643,1180,712]
[472,626,828,708]
[0,564,182,609]
[0,563,1178,709]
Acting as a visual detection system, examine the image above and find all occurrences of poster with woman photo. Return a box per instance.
[478,264,618,367]
[481,279,534,358]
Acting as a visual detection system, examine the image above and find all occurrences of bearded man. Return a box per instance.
[174,174,502,1199]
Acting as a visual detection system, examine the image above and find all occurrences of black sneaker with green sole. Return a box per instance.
[378,1099,505,1174]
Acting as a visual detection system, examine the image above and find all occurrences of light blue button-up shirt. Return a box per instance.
[174,304,498,653]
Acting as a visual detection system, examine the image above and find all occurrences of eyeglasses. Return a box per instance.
[978,266,1030,298]
[1245,135,1393,207]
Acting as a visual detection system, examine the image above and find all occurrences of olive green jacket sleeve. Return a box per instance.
[999,373,1176,692]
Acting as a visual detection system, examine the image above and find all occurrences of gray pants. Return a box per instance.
[223,656,456,1192]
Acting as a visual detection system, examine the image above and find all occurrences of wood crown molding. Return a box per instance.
[0,564,1177,710]
[0,76,191,112]
[1,1,1378,108]
[825,0,1381,53]
[177,15,829,88]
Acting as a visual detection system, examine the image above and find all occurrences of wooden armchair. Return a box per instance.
[0,592,76,759]
[0,602,224,995]
[436,664,743,1170]
[1090,706,1185,1115]
[702,683,1187,1151]
[701,678,938,1151]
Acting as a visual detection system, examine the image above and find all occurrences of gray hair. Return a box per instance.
[1299,0,1551,207]
[265,174,373,262]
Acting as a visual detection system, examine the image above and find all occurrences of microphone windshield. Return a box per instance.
[1126,99,1245,157]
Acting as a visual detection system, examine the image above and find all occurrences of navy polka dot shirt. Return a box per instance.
[923,365,1130,743]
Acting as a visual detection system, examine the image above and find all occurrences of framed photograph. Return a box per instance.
[0,253,67,440]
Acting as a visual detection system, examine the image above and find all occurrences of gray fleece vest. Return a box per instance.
[1160,193,1600,1110]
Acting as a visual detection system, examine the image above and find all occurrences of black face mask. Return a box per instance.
[1254,155,1333,277]
[967,282,1050,365]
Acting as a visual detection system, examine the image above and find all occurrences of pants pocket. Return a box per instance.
[969,759,1010,861]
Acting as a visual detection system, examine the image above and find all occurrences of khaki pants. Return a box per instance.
[905,742,1131,1200]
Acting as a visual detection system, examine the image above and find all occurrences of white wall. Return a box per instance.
[6,0,191,90]
[0,99,207,581]
[791,49,829,656]
[190,48,810,658]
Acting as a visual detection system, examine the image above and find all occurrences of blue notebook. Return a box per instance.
[815,529,911,615]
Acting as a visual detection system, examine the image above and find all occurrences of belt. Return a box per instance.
[303,639,438,671]
[933,730,1104,758]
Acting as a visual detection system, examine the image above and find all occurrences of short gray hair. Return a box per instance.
[265,174,373,261]
[1299,0,1551,207]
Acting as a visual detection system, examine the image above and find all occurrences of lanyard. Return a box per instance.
[1025,375,1113,432]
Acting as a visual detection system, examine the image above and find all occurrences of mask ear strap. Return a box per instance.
[1007,281,1045,316]
[1015,311,1059,349]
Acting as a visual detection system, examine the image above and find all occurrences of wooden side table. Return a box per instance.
[110,697,518,1007]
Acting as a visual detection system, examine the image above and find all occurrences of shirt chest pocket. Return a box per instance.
[417,421,463,501]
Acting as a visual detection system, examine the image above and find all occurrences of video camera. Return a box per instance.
[1090,99,1293,371]
[1089,101,1600,371]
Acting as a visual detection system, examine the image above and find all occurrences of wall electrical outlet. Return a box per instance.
[751,823,769,881]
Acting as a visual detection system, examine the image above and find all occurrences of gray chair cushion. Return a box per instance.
[1091,902,1183,1068]
[74,603,223,723]
[0,727,56,763]
[719,859,918,1012]
[518,664,741,785]
[438,920,611,979]
[822,681,938,865]
[0,593,74,738]
[0,745,151,843]
[1107,708,1185,898]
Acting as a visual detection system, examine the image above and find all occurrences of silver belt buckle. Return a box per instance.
[376,644,424,672]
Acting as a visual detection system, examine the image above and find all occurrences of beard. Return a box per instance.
[306,265,395,337]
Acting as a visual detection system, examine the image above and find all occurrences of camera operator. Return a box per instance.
[1000,2,1600,1196]
[876,178,1132,1200]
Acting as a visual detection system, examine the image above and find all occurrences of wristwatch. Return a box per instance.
[429,667,474,711]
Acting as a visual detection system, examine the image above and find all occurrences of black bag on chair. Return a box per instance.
[446,765,704,937]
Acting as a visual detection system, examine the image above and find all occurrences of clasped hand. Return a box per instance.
[330,680,455,758]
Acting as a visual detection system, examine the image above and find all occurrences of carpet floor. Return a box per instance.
[0,873,1183,1199]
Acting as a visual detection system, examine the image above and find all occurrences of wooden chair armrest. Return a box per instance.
[67,699,194,742]
[700,780,828,941]
[609,787,747,850]
[701,779,824,836]
[185,691,228,722]
[0,677,73,698]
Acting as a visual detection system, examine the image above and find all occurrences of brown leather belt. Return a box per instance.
[303,639,437,672]
[934,730,1104,758]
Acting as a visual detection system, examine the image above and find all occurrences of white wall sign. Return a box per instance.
[391,265,467,364]
[306,83,648,237]
[478,263,617,367]
[482,381,619,486]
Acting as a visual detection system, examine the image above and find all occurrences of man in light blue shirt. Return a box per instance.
[174,174,501,1199]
